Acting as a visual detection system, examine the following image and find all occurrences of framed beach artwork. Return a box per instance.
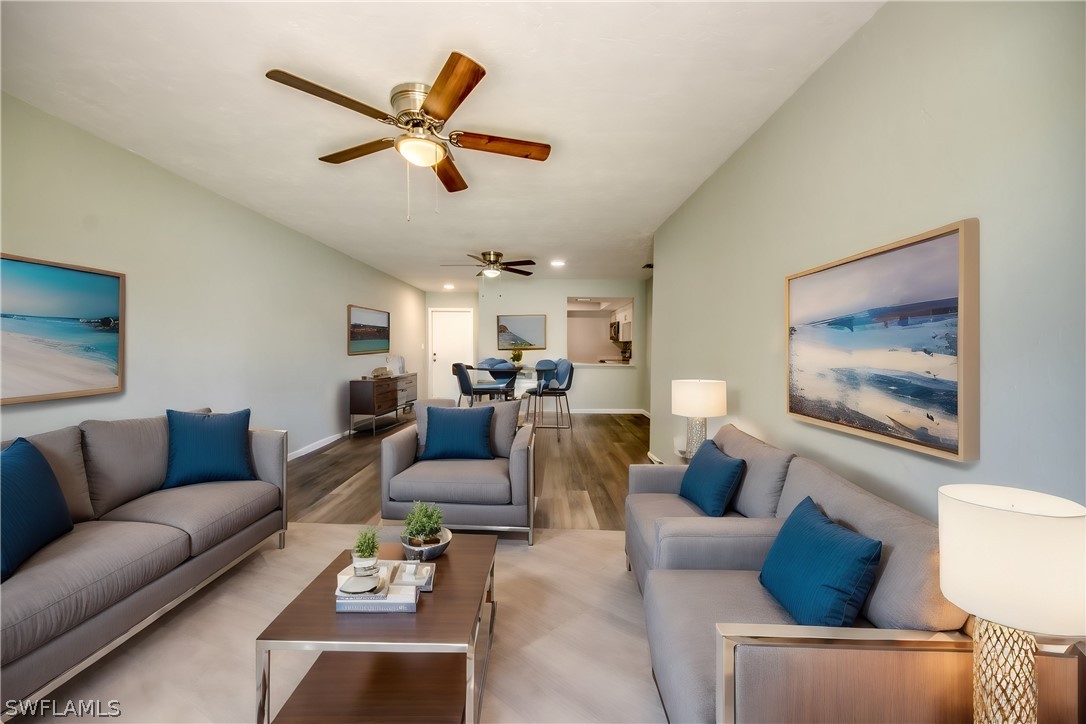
[497,314,547,351]
[786,219,978,461]
[1,254,125,405]
[347,305,390,355]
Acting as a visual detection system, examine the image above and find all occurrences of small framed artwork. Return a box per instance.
[497,314,546,350]
[347,305,390,355]
[786,219,978,461]
[1,253,125,405]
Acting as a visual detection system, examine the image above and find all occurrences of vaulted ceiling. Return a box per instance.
[1,2,880,290]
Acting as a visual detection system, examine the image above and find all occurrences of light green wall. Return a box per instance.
[478,277,649,411]
[651,2,1085,518]
[1,95,427,455]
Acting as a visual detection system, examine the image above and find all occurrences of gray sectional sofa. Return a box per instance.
[1,412,287,704]
[626,424,969,723]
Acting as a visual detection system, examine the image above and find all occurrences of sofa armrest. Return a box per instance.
[381,425,419,503]
[629,464,686,495]
[655,516,785,571]
[250,429,288,536]
[509,423,534,507]
[715,624,973,723]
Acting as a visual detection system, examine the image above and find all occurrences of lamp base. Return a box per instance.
[685,417,707,457]
[973,617,1037,723]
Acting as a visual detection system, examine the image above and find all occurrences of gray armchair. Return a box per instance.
[380,399,535,544]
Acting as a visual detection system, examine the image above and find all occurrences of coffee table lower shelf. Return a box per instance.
[274,651,467,723]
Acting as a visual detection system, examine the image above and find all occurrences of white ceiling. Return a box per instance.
[1,2,880,291]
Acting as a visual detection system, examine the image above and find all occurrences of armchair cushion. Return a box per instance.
[389,459,511,505]
[678,440,745,516]
[418,406,494,461]
[163,409,255,489]
[759,496,882,627]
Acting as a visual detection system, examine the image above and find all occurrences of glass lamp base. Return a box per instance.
[973,617,1038,723]
[685,417,707,457]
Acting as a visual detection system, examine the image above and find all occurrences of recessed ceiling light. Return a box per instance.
[550,260,566,267]
[576,298,592,302]
[443,283,455,290]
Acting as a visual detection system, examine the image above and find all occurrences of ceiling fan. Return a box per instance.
[441,251,535,277]
[266,52,551,193]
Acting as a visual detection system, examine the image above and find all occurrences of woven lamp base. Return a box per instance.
[973,617,1038,723]
[685,417,707,456]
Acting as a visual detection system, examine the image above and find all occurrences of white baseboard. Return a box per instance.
[288,432,345,461]
[569,408,650,416]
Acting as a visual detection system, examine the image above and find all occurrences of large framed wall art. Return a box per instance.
[347,305,391,355]
[1,254,125,405]
[497,314,546,350]
[786,219,978,461]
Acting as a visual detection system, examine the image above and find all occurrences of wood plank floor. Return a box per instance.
[287,412,650,531]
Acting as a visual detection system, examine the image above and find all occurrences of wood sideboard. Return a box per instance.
[349,373,417,436]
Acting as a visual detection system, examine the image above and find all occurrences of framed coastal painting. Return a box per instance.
[497,314,546,350]
[786,219,978,461]
[1,254,125,405]
[347,305,390,355]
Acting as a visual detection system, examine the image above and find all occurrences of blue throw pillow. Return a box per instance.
[759,496,883,626]
[678,440,746,516]
[1,438,74,582]
[418,406,495,461]
[163,409,255,489]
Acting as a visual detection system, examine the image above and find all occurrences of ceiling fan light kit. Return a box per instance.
[266,51,551,193]
[482,268,502,278]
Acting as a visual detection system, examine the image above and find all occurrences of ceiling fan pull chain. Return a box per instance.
[434,167,440,214]
[405,159,411,222]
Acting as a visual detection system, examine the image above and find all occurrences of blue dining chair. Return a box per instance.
[535,358,575,439]
[452,363,512,406]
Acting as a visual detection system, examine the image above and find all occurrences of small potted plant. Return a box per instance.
[401,501,451,560]
[510,348,523,364]
[352,526,379,574]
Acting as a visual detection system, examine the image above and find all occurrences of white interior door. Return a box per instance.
[429,309,474,402]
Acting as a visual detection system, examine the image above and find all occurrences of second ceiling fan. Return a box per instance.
[266,51,551,193]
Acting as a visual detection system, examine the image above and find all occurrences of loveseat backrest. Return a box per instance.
[79,409,211,518]
[713,424,795,518]
[1,427,95,523]
[778,457,967,632]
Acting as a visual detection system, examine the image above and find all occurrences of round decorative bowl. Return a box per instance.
[400,527,452,561]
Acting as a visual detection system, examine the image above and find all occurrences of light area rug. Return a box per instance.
[22,524,667,724]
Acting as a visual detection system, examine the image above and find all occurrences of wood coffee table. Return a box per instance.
[256,534,497,723]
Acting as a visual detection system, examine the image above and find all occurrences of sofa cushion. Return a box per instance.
[1,439,74,582]
[2,426,94,522]
[102,480,279,556]
[163,409,255,489]
[418,406,494,461]
[80,410,210,517]
[0,520,190,664]
[760,496,882,626]
[626,493,707,565]
[644,569,796,724]
[679,440,746,516]
[390,459,511,505]
[778,457,967,631]
[713,424,795,518]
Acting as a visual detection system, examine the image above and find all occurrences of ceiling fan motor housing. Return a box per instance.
[390,82,435,129]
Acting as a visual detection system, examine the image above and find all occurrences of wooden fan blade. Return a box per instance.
[266,70,393,123]
[476,270,485,277]
[453,132,550,161]
[467,254,486,263]
[500,260,536,267]
[433,157,468,193]
[420,52,486,122]
[439,264,483,267]
[319,138,394,164]
[503,267,533,276]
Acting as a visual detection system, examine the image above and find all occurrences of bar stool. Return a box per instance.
[534,359,575,440]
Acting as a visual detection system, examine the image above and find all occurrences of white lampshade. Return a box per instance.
[395,134,447,167]
[671,380,727,418]
[938,484,1086,637]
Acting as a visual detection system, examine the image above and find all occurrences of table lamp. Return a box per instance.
[938,484,1086,723]
[671,379,727,457]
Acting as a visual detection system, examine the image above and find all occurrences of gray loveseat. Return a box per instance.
[626,424,969,723]
[381,398,535,544]
[1,411,287,704]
